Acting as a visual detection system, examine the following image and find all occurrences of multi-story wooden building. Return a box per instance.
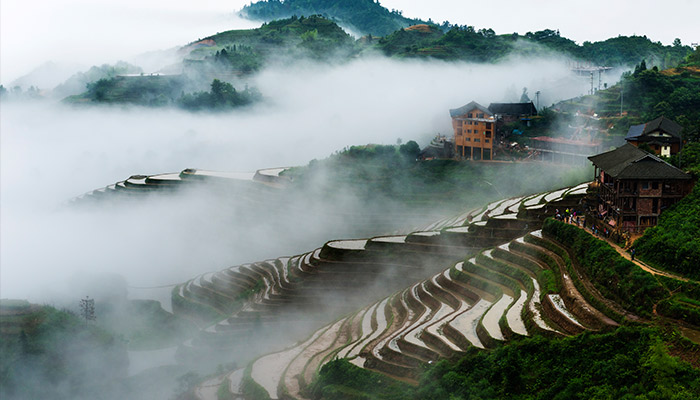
[449,101,496,160]
[588,143,693,232]
[625,116,683,157]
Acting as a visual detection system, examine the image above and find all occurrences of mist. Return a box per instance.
[0,54,606,306]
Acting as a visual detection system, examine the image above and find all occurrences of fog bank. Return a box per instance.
[1,55,606,302]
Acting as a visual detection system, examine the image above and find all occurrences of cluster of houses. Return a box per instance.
[439,100,695,234]
[446,101,537,161]
[589,117,692,233]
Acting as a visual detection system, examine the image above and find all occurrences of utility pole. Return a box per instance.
[535,91,541,111]
[620,86,624,116]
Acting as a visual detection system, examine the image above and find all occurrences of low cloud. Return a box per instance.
[1,54,606,301]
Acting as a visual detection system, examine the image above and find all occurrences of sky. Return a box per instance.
[1,0,699,85]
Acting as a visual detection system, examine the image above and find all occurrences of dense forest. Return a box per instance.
[240,0,428,36]
[377,26,692,67]
[240,0,692,67]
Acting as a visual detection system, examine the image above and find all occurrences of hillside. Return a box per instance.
[0,302,128,399]
[240,0,429,37]
[378,26,693,67]
[550,47,700,142]
[65,142,700,398]
[64,16,355,106]
[57,14,696,109]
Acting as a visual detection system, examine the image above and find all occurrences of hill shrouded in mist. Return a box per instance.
[240,0,429,37]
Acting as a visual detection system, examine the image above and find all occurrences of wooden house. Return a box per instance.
[488,102,537,124]
[449,101,495,160]
[588,143,693,232]
[625,116,683,157]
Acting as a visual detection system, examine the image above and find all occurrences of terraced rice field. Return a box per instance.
[152,180,638,398]
[73,171,675,399]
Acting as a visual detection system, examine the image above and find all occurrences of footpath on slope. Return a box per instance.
[563,218,695,284]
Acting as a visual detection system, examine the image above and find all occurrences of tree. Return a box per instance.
[399,140,420,159]
[79,296,96,325]
[520,87,531,103]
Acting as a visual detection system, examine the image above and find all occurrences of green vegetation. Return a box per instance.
[240,0,428,37]
[203,15,357,63]
[554,52,700,141]
[178,79,262,111]
[66,76,261,111]
[542,219,665,318]
[53,61,142,97]
[311,358,415,399]
[376,26,692,67]
[241,0,691,68]
[634,179,700,280]
[314,327,700,399]
[416,326,700,400]
[287,143,591,216]
[0,304,127,399]
[65,74,186,106]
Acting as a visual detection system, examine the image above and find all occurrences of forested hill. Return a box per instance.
[240,0,428,36]
[377,27,692,68]
[240,0,692,67]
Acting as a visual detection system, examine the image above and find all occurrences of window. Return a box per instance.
[485,139,490,143]
[473,130,478,134]
[486,122,492,129]
[467,129,472,133]
[474,138,481,142]
[642,181,649,190]
[477,113,484,118]
[652,182,659,190]
[467,113,473,118]
[465,137,471,141]
[485,132,491,138]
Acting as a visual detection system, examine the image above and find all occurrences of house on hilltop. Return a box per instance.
[449,101,495,160]
[588,143,693,233]
[625,116,683,157]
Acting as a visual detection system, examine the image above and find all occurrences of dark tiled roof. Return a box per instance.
[625,116,682,141]
[645,116,682,137]
[449,101,492,118]
[588,143,690,180]
[625,123,645,140]
[488,102,537,116]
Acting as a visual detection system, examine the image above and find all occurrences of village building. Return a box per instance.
[418,134,454,160]
[488,102,537,124]
[449,101,495,160]
[588,143,693,233]
[625,116,683,157]
[528,136,603,165]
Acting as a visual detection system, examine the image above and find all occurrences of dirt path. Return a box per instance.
[566,220,695,284]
